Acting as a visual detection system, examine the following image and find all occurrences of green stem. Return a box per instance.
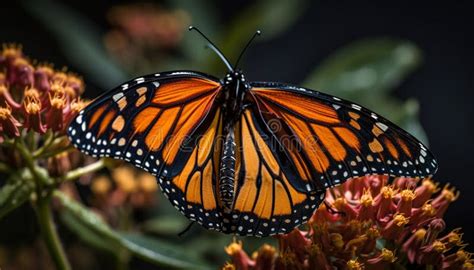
[15,138,51,186]
[33,130,55,158]
[39,145,75,159]
[60,159,107,182]
[26,130,36,151]
[36,195,71,270]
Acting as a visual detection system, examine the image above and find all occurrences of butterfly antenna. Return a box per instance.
[234,30,261,68]
[188,26,233,72]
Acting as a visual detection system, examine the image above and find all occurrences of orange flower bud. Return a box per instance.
[0,105,21,137]
[225,241,255,270]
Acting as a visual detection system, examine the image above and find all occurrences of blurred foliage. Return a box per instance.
[303,38,428,143]
[0,0,432,269]
[56,191,207,269]
[0,169,35,219]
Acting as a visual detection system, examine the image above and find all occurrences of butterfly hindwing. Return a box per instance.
[162,109,224,231]
[248,82,438,192]
[222,109,325,236]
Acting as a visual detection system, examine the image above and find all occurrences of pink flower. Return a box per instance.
[23,91,46,134]
[402,228,427,263]
[225,241,255,270]
[0,105,21,137]
[225,176,473,269]
[366,248,397,269]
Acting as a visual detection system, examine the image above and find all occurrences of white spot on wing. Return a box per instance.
[113,92,124,101]
[376,122,388,131]
[75,115,83,124]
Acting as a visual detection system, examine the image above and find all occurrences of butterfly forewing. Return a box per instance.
[248,82,438,192]
[68,71,226,230]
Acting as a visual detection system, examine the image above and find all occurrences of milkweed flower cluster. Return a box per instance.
[0,45,85,137]
[224,176,473,270]
[0,44,89,179]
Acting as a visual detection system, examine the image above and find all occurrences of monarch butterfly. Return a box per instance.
[68,27,437,237]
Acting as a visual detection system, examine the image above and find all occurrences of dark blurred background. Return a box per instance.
[1,0,473,256]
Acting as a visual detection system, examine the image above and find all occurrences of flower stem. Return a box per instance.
[36,194,71,270]
[15,137,52,186]
[60,159,107,182]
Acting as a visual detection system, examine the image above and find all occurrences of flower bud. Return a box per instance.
[23,93,46,134]
[225,241,255,270]
[0,105,21,137]
[254,244,276,270]
[0,84,20,109]
[417,240,446,265]
[46,92,67,132]
[381,214,409,241]
[376,186,396,222]
[367,248,396,269]
[34,65,54,93]
[397,189,415,216]
[414,179,439,207]
[402,228,427,263]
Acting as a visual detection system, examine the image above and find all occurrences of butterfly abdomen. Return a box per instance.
[219,128,236,210]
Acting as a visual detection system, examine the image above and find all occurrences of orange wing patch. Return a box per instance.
[311,124,347,162]
[145,107,179,151]
[153,78,220,106]
[98,109,116,136]
[162,93,217,164]
[396,137,412,158]
[170,111,221,211]
[252,89,339,124]
[383,137,399,160]
[368,138,384,153]
[89,105,106,129]
[280,111,330,173]
[233,110,309,218]
[333,127,360,149]
[133,107,161,133]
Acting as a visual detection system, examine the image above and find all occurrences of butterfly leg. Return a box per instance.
[323,200,346,217]
[178,221,196,237]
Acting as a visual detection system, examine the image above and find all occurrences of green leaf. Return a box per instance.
[303,38,421,98]
[59,210,125,256]
[0,169,35,219]
[119,233,210,269]
[22,0,128,89]
[54,191,206,269]
[141,216,188,236]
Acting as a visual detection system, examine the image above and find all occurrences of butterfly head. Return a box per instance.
[224,69,246,86]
